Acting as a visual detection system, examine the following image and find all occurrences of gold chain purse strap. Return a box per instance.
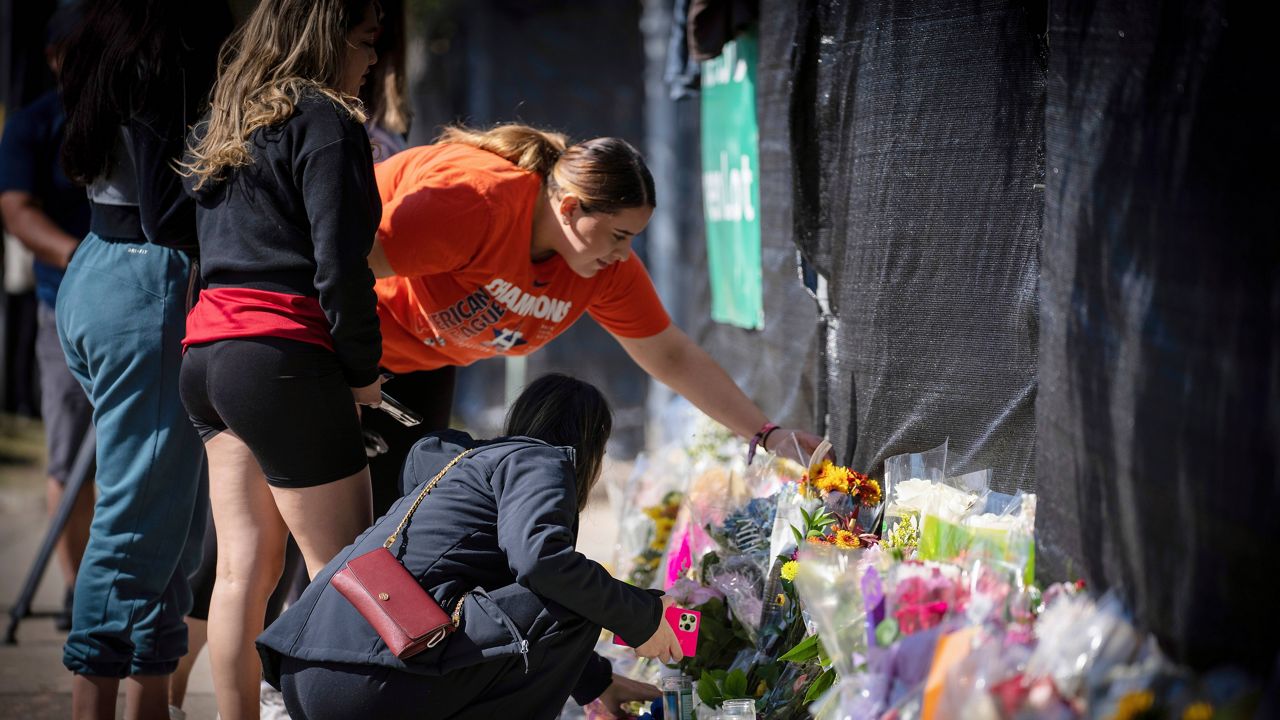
[383,449,472,550]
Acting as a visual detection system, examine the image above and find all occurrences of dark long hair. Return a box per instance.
[504,374,612,512]
[60,0,230,185]
[360,0,409,134]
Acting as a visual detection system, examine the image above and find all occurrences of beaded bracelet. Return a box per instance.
[747,422,780,464]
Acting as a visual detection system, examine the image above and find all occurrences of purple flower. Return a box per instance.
[669,578,723,607]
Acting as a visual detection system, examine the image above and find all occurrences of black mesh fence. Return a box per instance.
[756,0,1277,674]
[1039,0,1279,672]
[776,0,1047,494]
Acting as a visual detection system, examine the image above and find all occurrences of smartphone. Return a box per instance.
[376,391,423,427]
[612,605,700,657]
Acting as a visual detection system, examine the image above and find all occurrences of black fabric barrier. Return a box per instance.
[780,0,1046,493]
[1039,0,1279,673]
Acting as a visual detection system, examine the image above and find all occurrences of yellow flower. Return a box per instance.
[754,680,768,698]
[815,475,849,495]
[813,461,852,494]
[654,517,675,536]
[806,535,830,545]
[774,592,787,606]
[780,560,799,581]
[833,529,860,549]
[649,538,667,551]
[643,506,665,521]
[1111,691,1155,720]
[1182,702,1213,720]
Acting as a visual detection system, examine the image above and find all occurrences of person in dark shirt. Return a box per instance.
[0,5,92,634]
[54,2,231,718]
[178,1,384,716]
[259,374,681,720]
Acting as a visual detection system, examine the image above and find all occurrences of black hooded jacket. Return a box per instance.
[257,431,663,690]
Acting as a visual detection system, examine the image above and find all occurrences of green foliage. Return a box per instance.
[791,506,838,549]
[696,668,751,709]
[697,670,722,707]
[803,667,837,704]
[678,597,754,681]
[778,634,821,664]
[753,661,781,691]
[700,550,723,581]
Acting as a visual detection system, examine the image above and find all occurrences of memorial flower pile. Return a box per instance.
[581,420,1260,720]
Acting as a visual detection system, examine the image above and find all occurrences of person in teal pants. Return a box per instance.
[53,3,230,717]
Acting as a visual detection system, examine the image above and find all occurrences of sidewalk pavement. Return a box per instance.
[0,417,623,719]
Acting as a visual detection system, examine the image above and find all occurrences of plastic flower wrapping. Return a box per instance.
[576,410,1264,720]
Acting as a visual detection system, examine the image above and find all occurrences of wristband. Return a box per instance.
[761,426,780,451]
[747,422,779,465]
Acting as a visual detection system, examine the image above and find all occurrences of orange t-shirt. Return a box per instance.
[373,143,671,372]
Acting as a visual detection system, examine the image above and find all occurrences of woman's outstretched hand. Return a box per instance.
[765,428,827,464]
[632,596,683,664]
[594,674,661,718]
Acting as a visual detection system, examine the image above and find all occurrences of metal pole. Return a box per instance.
[641,0,679,447]
[5,425,94,644]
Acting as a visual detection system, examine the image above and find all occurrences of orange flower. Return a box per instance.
[833,529,860,549]
[858,478,883,507]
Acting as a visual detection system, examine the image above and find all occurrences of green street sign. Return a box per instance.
[701,30,763,330]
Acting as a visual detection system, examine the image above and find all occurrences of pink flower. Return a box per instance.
[889,567,969,634]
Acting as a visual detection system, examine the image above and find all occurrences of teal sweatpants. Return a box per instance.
[56,232,206,677]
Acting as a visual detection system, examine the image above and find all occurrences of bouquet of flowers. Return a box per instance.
[788,448,884,555]
[789,543,878,719]
[623,490,683,588]
[610,444,691,591]
[917,490,1036,586]
[882,440,950,541]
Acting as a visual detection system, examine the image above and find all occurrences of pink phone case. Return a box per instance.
[613,606,700,657]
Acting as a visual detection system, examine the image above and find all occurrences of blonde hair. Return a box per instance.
[183,0,373,190]
[438,123,656,213]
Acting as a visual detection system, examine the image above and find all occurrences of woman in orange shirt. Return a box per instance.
[365,125,821,505]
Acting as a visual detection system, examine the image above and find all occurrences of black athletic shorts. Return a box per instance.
[180,337,367,488]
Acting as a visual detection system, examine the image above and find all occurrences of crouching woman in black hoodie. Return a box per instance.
[257,374,682,719]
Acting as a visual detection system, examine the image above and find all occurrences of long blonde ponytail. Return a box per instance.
[436,124,567,177]
[438,123,655,213]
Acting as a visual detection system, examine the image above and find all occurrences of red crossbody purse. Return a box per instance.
[332,450,471,659]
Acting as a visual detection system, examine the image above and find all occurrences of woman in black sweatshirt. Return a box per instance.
[178,1,384,717]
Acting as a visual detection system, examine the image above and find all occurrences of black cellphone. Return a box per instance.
[376,391,423,427]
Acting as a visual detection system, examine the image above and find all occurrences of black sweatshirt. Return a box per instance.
[185,93,382,386]
[88,72,213,254]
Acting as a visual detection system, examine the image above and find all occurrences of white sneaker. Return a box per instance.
[260,679,290,720]
[168,706,187,720]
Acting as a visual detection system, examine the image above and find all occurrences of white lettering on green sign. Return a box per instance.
[703,151,756,224]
